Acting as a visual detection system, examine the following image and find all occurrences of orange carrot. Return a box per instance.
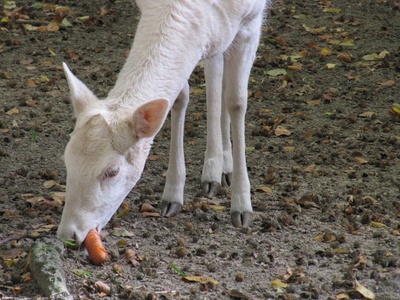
[83,228,110,265]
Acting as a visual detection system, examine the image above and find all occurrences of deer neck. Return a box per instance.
[107,4,204,109]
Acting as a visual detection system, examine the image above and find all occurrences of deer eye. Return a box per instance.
[104,167,119,179]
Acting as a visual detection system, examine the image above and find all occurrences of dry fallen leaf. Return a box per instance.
[141,211,161,218]
[274,125,291,137]
[94,281,111,296]
[256,185,273,193]
[124,249,142,266]
[320,47,333,56]
[140,203,156,213]
[336,293,350,299]
[354,279,375,300]
[182,276,218,286]
[370,221,386,228]
[6,107,19,116]
[337,52,352,62]
[210,205,225,212]
[379,79,395,87]
[271,278,288,289]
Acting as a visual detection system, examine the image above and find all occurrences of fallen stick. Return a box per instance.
[29,237,72,300]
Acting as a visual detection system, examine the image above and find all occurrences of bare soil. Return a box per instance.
[1,0,400,299]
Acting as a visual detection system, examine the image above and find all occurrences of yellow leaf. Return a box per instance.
[192,88,204,95]
[336,293,350,299]
[323,7,341,13]
[182,276,218,285]
[354,279,375,300]
[43,180,57,189]
[4,1,17,9]
[6,107,19,116]
[48,47,56,57]
[256,186,273,193]
[302,24,326,34]
[266,68,287,77]
[283,146,295,151]
[320,47,333,56]
[370,221,386,228]
[210,205,226,212]
[334,248,349,254]
[77,16,91,21]
[326,63,336,69]
[271,278,288,289]
[391,103,400,114]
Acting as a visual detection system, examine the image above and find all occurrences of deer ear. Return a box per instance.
[63,62,98,117]
[133,98,169,138]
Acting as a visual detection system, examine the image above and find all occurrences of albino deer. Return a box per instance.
[57,0,269,245]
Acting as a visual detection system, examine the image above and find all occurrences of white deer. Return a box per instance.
[57,0,269,245]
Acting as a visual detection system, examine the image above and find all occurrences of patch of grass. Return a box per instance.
[168,262,185,277]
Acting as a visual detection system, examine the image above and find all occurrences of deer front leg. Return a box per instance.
[224,18,262,227]
[202,54,224,197]
[221,90,233,188]
[161,83,189,217]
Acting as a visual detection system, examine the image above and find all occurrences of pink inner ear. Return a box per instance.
[136,99,169,138]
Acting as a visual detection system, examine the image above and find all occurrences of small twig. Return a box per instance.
[0,232,48,246]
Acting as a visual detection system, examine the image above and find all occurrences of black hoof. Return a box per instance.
[221,173,232,187]
[161,201,182,217]
[231,211,253,228]
[201,181,221,198]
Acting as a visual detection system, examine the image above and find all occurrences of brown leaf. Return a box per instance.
[337,52,352,62]
[66,50,79,62]
[296,194,319,208]
[379,79,395,87]
[25,99,38,107]
[141,211,161,218]
[99,7,108,16]
[147,155,160,161]
[256,186,273,193]
[182,276,218,286]
[274,125,291,137]
[3,71,12,79]
[275,36,289,47]
[307,99,321,105]
[25,78,37,88]
[353,156,368,165]
[94,281,111,296]
[125,249,142,266]
[6,107,19,116]
[140,203,156,213]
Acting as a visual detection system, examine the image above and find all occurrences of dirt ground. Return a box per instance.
[1,0,400,299]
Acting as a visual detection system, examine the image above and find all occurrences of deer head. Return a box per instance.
[57,63,169,245]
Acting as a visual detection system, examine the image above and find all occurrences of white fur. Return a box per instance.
[57,0,269,244]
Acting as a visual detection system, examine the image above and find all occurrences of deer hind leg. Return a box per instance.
[201,54,224,197]
[224,16,262,227]
[161,82,189,217]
